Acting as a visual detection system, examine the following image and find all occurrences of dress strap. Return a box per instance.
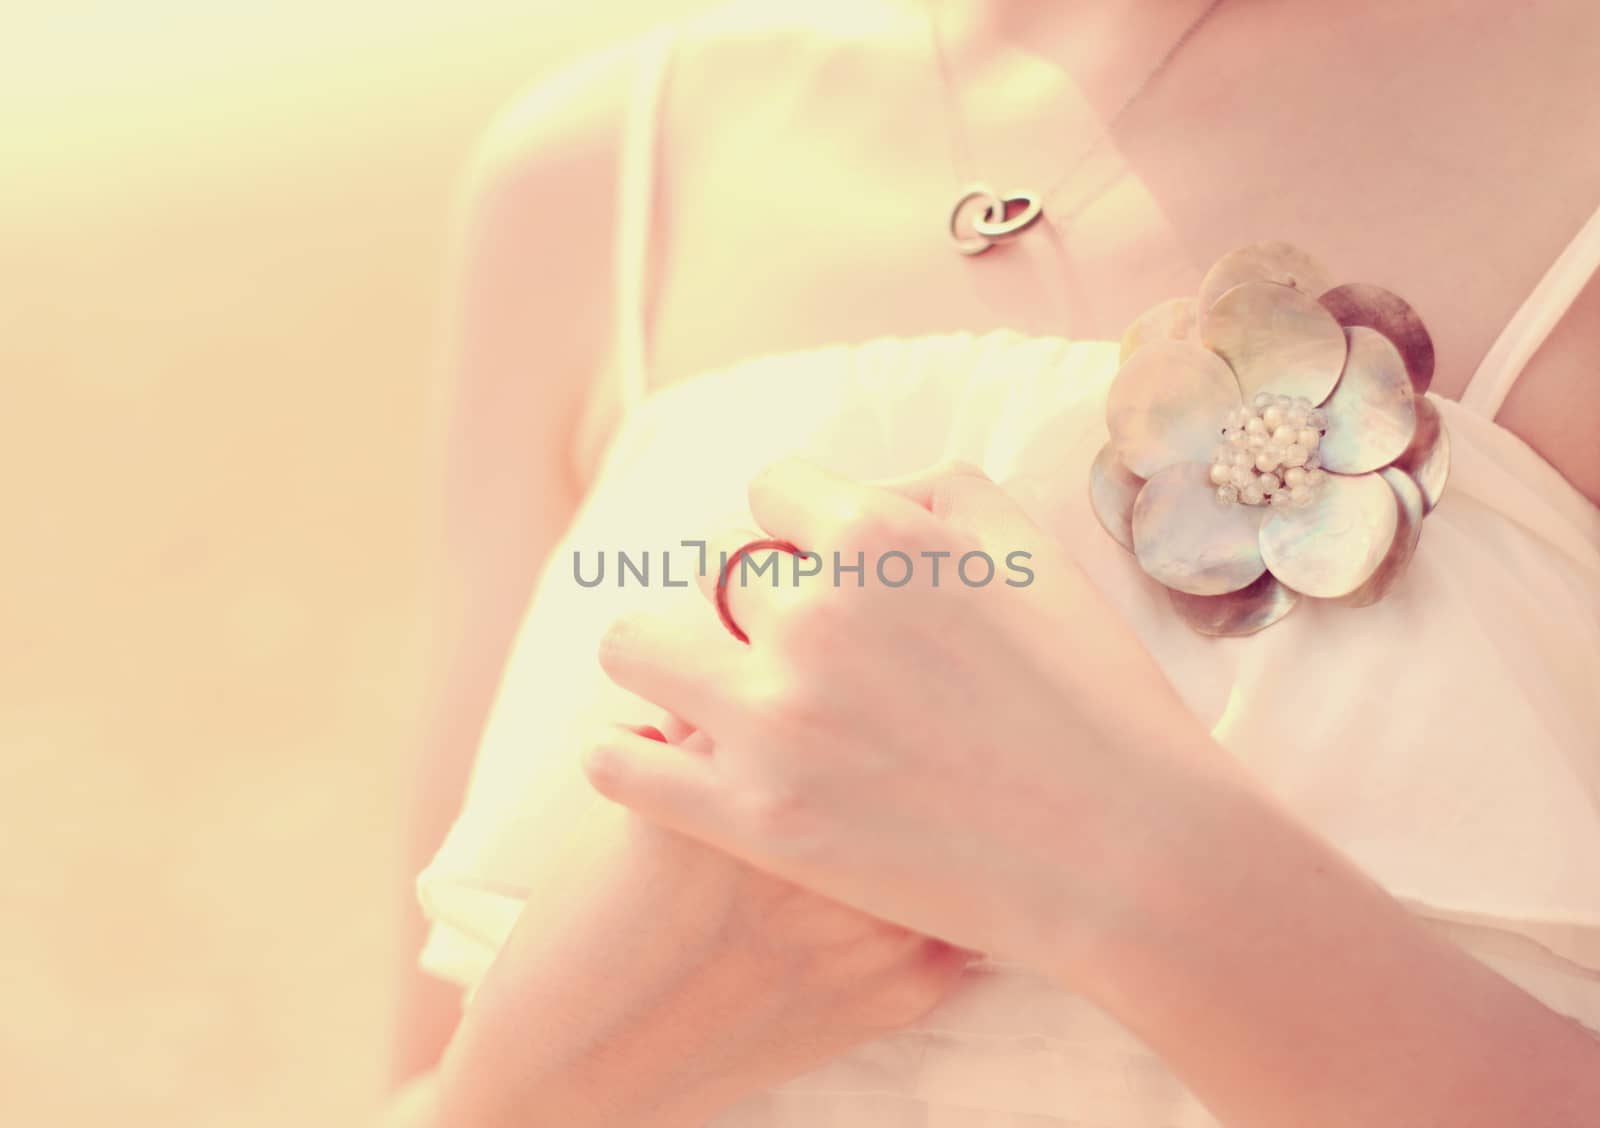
[613,24,677,415]
[1458,198,1600,420]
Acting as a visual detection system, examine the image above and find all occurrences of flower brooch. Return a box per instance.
[1091,242,1450,636]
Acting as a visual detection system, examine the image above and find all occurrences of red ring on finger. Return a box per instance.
[715,537,802,644]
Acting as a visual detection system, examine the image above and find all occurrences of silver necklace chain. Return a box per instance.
[929,0,1229,255]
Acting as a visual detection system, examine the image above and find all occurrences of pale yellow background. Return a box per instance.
[0,4,710,1125]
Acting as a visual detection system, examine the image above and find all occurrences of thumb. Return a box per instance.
[874,459,1053,558]
[870,457,991,511]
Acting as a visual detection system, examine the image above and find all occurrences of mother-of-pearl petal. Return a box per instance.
[1132,462,1268,596]
[1197,241,1335,312]
[1319,282,1435,394]
[1259,470,1399,599]
[1318,326,1418,474]
[1392,395,1451,513]
[1199,281,1349,405]
[1168,571,1300,636]
[1106,340,1242,478]
[1118,297,1199,365]
[1338,468,1426,607]
[1088,441,1145,553]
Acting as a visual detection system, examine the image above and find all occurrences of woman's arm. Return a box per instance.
[392,48,972,1125]
[584,458,1600,1128]
[403,724,970,1128]
[1071,769,1600,1128]
[390,813,774,1128]
[391,41,642,1086]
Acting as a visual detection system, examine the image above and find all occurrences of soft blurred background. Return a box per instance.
[0,3,710,1125]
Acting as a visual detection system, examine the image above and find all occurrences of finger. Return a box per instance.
[680,727,715,755]
[876,465,1071,604]
[893,466,1052,554]
[868,458,991,511]
[692,525,813,645]
[925,474,1090,611]
[638,716,715,756]
[596,606,748,731]
[746,454,936,553]
[581,722,723,839]
[656,711,697,745]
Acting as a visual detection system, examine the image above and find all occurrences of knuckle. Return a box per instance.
[736,780,817,847]
[781,675,837,732]
[833,503,911,554]
[741,671,825,734]
[922,473,977,521]
[774,591,853,655]
[935,523,987,562]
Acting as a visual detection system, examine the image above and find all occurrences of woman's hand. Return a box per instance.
[583,456,1600,1128]
[582,455,1249,982]
[430,718,972,1128]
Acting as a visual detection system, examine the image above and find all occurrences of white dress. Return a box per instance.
[416,22,1600,1127]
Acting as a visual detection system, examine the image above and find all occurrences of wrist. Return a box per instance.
[1062,765,1308,1001]
[1035,764,1600,1126]
[1015,728,1267,989]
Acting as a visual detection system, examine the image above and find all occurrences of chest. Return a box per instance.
[587,4,1600,499]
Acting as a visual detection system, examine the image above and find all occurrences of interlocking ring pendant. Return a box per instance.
[947,184,1044,255]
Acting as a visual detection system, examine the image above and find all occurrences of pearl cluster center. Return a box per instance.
[1210,392,1328,508]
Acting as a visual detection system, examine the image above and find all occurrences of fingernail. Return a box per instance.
[627,724,667,742]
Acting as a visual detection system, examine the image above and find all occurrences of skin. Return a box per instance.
[392,31,975,1103]
[604,0,1600,503]
[391,0,1600,1121]
[429,717,975,1127]
[582,456,1600,1127]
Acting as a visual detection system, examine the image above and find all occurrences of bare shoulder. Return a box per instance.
[548,2,923,483]
[473,0,914,219]
[396,42,670,1085]
[453,31,655,305]
[1473,0,1600,508]
[1499,270,1600,510]
[441,31,671,498]
[463,34,647,206]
